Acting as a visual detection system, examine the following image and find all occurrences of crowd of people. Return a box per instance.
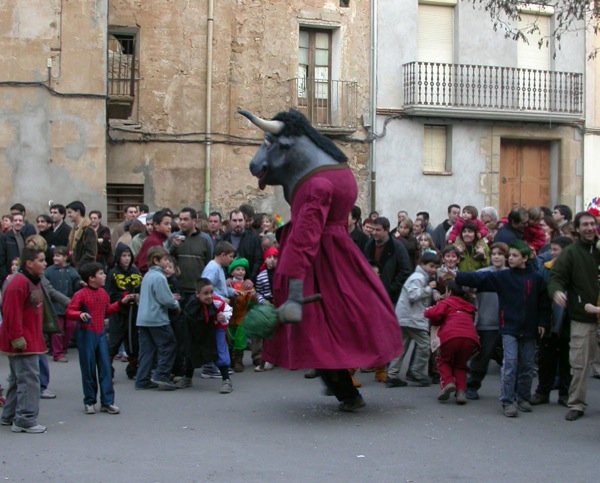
[0,197,599,432]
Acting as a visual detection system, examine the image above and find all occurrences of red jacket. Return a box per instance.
[66,287,121,333]
[424,295,480,348]
[134,230,168,274]
[0,273,47,355]
[524,222,546,253]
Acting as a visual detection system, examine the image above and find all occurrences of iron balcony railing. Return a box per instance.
[288,77,358,131]
[108,36,137,98]
[403,61,583,120]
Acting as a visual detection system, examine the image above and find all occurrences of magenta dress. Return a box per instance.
[262,165,403,369]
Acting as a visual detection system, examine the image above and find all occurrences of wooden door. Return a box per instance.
[499,139,550,217]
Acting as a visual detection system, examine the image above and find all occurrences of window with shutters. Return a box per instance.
[106,183,144,223]
[417,1,455,105]
[297,28,332,126]
[423,125,451,175]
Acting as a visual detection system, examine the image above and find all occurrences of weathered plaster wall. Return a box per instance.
[0,0,108,218]
[108,0,370,218]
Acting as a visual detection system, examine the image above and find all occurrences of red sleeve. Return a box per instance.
[277,177,333,279]
[2,277,26,341]
[65,291,83,320]
[524,224,546,252]
[475,219,488,238]
[106,300,121,316]
[447,218,463,243]
[423,301,448,326]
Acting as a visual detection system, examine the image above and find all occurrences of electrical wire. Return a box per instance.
[0,80,107,99]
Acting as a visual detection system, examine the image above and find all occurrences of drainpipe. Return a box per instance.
[203,0,214,215]
[368,0,378,213]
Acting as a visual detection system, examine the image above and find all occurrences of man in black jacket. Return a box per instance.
[0,212,26,282]
[49,204,71,248]
[363,217,412,306]
[220,209,262,282]
[349,205,369,253]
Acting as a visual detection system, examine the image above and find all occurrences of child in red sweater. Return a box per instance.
[424,281,480,405]
[66,262,134,415]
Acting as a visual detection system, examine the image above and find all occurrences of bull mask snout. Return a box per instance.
[238,108,284,135]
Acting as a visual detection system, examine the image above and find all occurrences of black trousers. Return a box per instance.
[320,369,359,402]
[467,330,500,391]
[535,333,571,396]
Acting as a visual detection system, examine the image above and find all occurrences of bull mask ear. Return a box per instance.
[237,109,284,135]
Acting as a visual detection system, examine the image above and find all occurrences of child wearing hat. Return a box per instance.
[227,257,257,372]
[253,247,279,371]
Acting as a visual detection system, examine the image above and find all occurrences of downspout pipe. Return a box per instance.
[203,0,214,215]
[369,0,378,213]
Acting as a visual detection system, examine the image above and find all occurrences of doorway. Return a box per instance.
[499,139,551,216]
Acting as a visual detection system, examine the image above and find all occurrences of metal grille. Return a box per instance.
[108,34,137,98]
[289,78,357,130]
[106,184,144,223]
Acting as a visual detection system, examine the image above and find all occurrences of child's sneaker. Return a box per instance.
[437,382,456,401]
[503,403,519,418]
[152,379,176,391]
[100,404,120,414]
[220,379,233,394]
[517,400,533,412]
[84,404,96,414]
[455,390,467,405]
[11,423,47,433]
[263,362,274,371]
[174,376,192,388]
[201,364,222,379]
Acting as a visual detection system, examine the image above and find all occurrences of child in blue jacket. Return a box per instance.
[448,240,550,418]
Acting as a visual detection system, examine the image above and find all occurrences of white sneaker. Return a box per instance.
[84,404,96,414]
[11,423,47,433]
[100,404,120,414]
[264,362,274,371]
[219,379,233,394]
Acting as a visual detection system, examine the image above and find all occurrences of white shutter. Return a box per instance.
[418,4,454,64]
[423,125,447,173]
[517,13,550,71]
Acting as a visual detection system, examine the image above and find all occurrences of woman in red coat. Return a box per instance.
[424,281,480,405]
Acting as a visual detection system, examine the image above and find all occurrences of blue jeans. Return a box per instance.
[77,328,114,406]
[500,334,536,405]
[136,325,177,387]
[2,355,41,428]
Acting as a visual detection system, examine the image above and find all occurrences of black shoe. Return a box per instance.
[385,377,407,388]
[565,409,584,421]
[339,395,366,412]
[530,393,550,405]
[557,396,569,407]
[465,389,479,400]
[406,372,432,387]
[304,369,319,379]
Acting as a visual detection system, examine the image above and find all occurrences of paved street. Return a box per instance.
[1,351,599,482]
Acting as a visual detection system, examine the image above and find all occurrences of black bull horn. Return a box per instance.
[237,108,284,135]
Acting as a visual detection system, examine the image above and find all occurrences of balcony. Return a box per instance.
[107,35,138,120]
[287,78,358,134]
[403,61,583,122]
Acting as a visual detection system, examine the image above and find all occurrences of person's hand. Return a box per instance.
[584,303,599,314]
[171,235,182,247]
[242,279,254,291]
[98,238,104,244]
[553,291,567,308]
[11,337,26,351]
[433,292,442,302]
[173,293,181,301]
[538,326,545,338]
[80,313,92,323]
[226,278,233,288]
[233,290,243,297]
[134,294,140,303]
[216,313,225,322]
[277,278,303,324]
[122,294,133,304]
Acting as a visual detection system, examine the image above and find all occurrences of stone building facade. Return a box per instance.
[0,0,371,222]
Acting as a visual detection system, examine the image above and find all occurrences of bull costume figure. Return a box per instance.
[239,108,402,411]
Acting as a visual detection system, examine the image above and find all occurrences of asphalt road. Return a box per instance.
[1,351,599,482]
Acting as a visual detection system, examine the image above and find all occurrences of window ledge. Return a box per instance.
[423,171,452,176]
